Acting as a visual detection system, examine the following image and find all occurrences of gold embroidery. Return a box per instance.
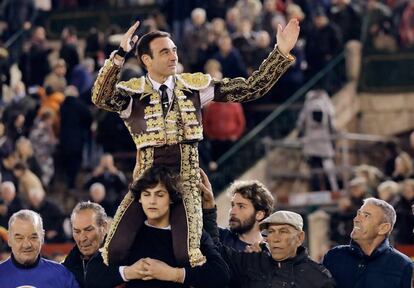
[180,144,206,267]
[92,59,129,112]
[176,73,212,90]
[116,77,145,94]
[102,147,154,265]
[214,46,295,103]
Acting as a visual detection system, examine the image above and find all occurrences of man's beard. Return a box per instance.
[229,213,256,235]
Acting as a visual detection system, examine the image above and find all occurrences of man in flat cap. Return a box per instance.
[200,175,336,288]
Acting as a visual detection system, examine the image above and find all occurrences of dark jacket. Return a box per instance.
[323,239,413,288]
[221,245,335,288]
[63,245,124,288]
[203,208,335,288]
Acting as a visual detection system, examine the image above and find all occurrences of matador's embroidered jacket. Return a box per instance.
[92,46,294,267]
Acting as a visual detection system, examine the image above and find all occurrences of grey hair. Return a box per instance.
[70,201,107,227]
[363,197,396,229]
[8,210,44,238]
[1,181,16,193]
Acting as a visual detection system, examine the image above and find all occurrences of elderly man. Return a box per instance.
[200,174,335,288]
[0,210,79,287]
[323,197,413,288]
[63,201,144,288]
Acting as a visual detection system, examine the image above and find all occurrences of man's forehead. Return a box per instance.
[232,193,252,204]
[149,37,176,51]
[360,203,381,215]
[11,219,39,234]
[73,210,97,228]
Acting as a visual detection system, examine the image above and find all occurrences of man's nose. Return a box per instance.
[22,238,32,248]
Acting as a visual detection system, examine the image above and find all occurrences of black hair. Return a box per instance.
[135,30,172,67]
[130,165,182,204]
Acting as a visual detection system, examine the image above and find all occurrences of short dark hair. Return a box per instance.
[136,30,172,67]
[130,165,181,204]
[228,180,274,218]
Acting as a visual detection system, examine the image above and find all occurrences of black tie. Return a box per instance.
[159,84,169,116]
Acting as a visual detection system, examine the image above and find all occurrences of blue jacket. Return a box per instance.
[322,239,413,288]
[0,255,79,288]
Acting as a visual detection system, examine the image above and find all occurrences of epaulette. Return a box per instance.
[116,76,146,94]
[176,73,212,90]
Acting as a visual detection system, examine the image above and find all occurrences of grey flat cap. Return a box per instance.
[259,210,303,231]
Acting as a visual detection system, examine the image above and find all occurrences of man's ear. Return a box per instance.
[378,222,391,236]
[256,210,265,222]
[296,231,305,246]
[141,54,151,68]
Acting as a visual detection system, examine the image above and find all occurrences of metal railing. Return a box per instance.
[209,51,346,193]
[263,132,397,193]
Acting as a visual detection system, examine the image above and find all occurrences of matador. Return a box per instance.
[92,20,300,267]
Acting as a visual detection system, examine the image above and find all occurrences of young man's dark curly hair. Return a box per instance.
[130,165,182,204]
[227,180,274,218]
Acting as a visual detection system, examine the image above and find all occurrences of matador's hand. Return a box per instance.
[120,21,140,52]
[276,18,300,57]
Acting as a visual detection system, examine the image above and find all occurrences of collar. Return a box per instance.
[271,245,308,265]
[147,74,174,92]
[350,239,390,259]
[144,220,171,230]
[11,253,40,269]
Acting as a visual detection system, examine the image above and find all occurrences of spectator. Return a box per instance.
[200,177,335,288]
[296,89,338,192]
[377,180,400,204]
[14,136,43,179]
[231,19,255,72]
[348,176,368,206]
[393,179,414,244]
[329,196,355,245]
[1,0,37,63]
[329,0,362,43]
[0,182,23,229]
[26,187,65,243]
[213,34,248,78]
[391,151,414,182]
[12,161,44,205]
[29,110,58,186]
[43,58,67,93]
[59,85,92,189]
[323,198,413,288]
[234,0,262,26]
[203,100,245,160]
[182,8,210,72]
[305,8,342,80]
[88,182,116,217]
[19,26,52,87]
[84,153,127,206]
[59,26,80,82]
[0,210,79,287]
[396,0,414,49]
[111,165,230,287]
[63,201,145,287]
[204,177,274,251]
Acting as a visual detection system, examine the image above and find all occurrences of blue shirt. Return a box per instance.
[0,255,80,288]
[323,239,413,288]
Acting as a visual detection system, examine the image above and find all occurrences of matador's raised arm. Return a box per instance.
[213,46,295,103]
[91,58,130,113]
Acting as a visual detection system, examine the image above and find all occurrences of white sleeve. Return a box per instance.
[119,266,129,282]
[119,97,133,119]
[199,85,215,107]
